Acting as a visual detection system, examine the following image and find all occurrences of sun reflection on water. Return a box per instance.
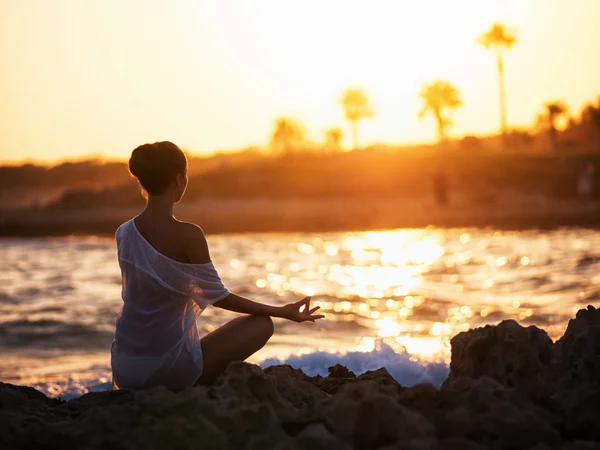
[3,227,600,389]
[242,228,599,361]
[249,229,457,360]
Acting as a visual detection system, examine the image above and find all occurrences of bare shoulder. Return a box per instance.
[176,221,211,264]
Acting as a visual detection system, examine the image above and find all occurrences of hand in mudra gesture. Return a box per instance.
[280,296,324,323]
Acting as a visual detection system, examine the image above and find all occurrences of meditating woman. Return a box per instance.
[111,141,323,390]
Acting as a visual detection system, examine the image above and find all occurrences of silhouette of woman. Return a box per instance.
[111,141,323,390]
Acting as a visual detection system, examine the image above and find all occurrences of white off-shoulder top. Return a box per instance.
[111,219,230,389]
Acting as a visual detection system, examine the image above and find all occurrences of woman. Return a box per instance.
[111,141,324,390]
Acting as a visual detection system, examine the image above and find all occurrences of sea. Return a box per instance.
[2,227,599,400]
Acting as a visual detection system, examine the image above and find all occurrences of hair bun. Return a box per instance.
[128,143,156,179]
[128,141,187,196]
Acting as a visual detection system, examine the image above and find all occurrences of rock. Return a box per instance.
[443,319,555,397]
[128,414,228,450]
[320,381,434,450]
[434,377,561,449]
[0,385,28,409]
[3,307,600,449]
[382,437,487,449]
[264,365,329,413]
[314,366,403,396]
[555,305,600,384]
[0,382,62,405]
[355,367,404,395]
[550,383,600,441]
[397,383,439,411]
[531,445,553,450]
[276,423,351,450]
[328,364,356,378]
[561,442,600,450]
[209,361,301,422]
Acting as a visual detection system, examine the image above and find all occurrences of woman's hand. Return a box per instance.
[279,297,324,323]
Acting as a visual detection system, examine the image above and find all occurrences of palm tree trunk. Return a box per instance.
[352,120,358,150]
[435,110,445,142]
[497,51,508,142]
[549,116,558,150]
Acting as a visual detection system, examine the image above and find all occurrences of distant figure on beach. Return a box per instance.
[111,141,323,391]
[219,155,229,169]
[577,162,595,202]
[433,169,449,205]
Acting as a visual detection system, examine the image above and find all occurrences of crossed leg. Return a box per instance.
[194,315,274,386]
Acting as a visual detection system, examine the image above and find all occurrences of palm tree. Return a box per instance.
[418,80,462,142]
[581,98,600,133]
[324,127,343,152]
[546,101,568,149]
[340,88,372,150]
[270,117,306,154]
[477,23,516,140]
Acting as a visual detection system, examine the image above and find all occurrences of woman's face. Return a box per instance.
[173,170,188,204]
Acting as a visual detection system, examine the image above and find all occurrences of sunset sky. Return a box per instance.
[1,0,599,163]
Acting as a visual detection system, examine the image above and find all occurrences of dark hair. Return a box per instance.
[129,141,187,195]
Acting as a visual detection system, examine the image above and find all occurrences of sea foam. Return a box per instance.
[34,341,448,400]
[260,340,449,388]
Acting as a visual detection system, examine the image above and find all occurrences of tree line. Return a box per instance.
[271,22,600,154]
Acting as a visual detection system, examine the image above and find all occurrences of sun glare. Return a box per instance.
[225,0,504,146]
[2,0,600,161]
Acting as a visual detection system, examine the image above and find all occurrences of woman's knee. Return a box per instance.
[250,315,274,340]
[260,315,274,338]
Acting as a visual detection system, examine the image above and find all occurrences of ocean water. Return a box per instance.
[2,228,600,400]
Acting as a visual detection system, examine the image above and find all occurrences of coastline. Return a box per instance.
[1,195,599,237]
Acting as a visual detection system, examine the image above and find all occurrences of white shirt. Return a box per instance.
[111,219,229,389]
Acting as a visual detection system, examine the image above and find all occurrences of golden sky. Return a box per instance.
[1,0,599,163]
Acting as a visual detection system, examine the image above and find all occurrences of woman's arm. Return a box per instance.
[215,293,282,316]
[183,223,323,322]
[215,293,323,322]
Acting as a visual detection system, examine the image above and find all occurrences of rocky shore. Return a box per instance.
[2,306,600,450]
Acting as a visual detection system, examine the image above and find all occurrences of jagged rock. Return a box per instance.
[0,385,29,409]
[314,366,403,396]
[397,383,439,410]
[264,365,329,412]
[443,319,555,397]
[2,307,600,449]
[355,367,404,395]
[433,376,561,449]
[264,364,314,383]
[555,305,600,384]
[0,382,62,405]
[328,364,356,378]
[209,361,301,422]
[319,381,434,450]
[56,388,136,421]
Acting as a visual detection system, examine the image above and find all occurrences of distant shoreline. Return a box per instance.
[1,196,599,237]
